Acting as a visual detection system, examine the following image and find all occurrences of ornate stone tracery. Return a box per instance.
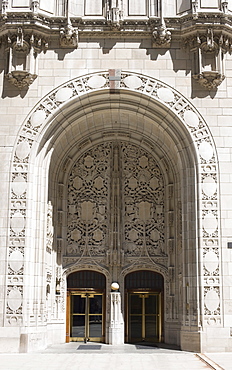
[121,142,165,258]
[66,141,166,267]
[67,143,111,258]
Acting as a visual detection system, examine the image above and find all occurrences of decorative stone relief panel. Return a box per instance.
[8,70,221,328]
[67,143,111,258]
[66,141,165,266]
[121,142,165,258]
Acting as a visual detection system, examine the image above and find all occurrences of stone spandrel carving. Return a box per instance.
[67,143,111,257]
[121,143,165,257]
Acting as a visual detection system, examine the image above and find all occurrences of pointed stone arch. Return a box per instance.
[7,71,221,352]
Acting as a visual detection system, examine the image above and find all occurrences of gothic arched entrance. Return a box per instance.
[65,139,169,344]
[7,71,221,352]
[66,270,106,343]
[125,270,164,344]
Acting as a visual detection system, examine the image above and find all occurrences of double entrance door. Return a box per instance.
[127,292,162,343]
[68,292,104,342]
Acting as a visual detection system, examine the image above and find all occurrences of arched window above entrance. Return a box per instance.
[125,270,164,291]
[67,270,106,290]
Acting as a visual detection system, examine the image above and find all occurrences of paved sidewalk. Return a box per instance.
[205,353,232,370]
[0,343,231,370]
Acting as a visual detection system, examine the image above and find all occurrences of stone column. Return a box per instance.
[108,292,124,345]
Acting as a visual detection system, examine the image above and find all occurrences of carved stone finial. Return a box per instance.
[153,24,171,47]
[222,1,228,13]
[60,24,78,48]
[204,28,217,53]
[31,0,39,14]
[192,0,198,19]
[1,0,8,17]
[15,28,28,52]
[107,0,123,29]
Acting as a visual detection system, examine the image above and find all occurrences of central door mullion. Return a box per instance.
[85,294,89,342]
[142,295,146,340]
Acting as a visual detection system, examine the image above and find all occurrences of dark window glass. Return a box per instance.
[67,270,106,289]
[125,270,163,290]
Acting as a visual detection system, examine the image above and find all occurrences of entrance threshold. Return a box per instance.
[42,342,181,354]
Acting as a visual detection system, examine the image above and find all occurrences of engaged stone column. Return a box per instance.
[109,292,124,345]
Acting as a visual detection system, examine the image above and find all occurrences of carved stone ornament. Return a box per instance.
[31,0,39,13]
[192,1,199,19]
[1,0,8,17]
[66,141,165,263]
[222,1,228,13]
[6,71,37,89]
[193,71,225,90]
[153,24,171,47]
[183,29,230,89]
[60,24,78,48]
[5,28,48,89]
[8,71,221,326]
[46,201,54,249]
[106,0,123,29]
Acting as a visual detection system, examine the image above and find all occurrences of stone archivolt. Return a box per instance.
[7,70,220,329]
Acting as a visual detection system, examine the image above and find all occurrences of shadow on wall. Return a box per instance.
[1,78,29,99]
[177,0,191,14]
[191,76,218,99]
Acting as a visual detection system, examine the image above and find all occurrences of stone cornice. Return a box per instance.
[1,12,232,41]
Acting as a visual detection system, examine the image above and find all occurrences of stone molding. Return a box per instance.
[1,7,232,87]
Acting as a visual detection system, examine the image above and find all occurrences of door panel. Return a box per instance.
[70,293,104,342]
[72,315,85,337]
[128,292,161,343]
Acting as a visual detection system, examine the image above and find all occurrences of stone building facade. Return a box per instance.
[1,0,232,353]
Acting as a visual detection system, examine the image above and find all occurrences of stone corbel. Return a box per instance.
[152,23,171,47]
[5,28,48,89]
[60,23,78,48]
[193,71,225,89]
[6,71,37,89]
[184,30,230,89]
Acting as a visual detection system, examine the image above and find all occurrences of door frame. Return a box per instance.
[125,289,163,343]
[66,289,105,343]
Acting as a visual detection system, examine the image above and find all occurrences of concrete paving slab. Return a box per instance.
[0,353,211,370]
[205,353,232,370]
[0,343,218,370]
